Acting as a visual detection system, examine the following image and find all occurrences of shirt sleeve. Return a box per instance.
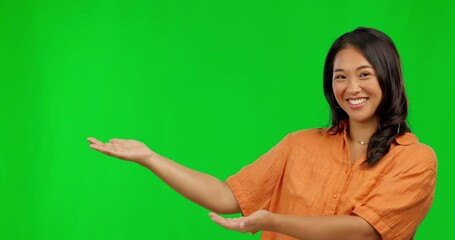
[226,133,293,216]
[352,146,437,240]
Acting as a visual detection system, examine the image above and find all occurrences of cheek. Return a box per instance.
[332,83,344,103]
[365,81,382,100]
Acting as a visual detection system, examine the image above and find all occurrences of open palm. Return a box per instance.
[87,137,153,164]
[209,210,269,234]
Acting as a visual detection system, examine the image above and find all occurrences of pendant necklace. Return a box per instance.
[348,133,369,145]
[356,140,368,145]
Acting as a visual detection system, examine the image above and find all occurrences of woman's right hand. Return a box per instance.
[88,137,240,214]
[87,137,154,165]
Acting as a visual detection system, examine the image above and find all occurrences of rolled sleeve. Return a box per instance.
[226,133,293,216]
[353,153,437,240]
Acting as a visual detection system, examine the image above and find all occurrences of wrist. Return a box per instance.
[260,211,277,232]
[138,154,156,168]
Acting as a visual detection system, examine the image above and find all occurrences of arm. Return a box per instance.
[87,137,240,214]
[209,210,381,240]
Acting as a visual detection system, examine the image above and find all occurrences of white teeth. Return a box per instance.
[348,98,367,105]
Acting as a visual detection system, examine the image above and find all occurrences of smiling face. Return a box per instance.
[332,47,383,125]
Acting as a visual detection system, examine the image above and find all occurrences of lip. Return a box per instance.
[346,97,368,109]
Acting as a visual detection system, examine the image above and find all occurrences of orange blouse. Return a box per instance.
[227,123,437,240]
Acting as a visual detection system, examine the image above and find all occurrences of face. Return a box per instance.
[332,47,382,125]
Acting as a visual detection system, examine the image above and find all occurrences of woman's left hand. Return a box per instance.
[209,209,270,234]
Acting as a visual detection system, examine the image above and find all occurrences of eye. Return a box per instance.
[333,75,346,80]
[359,72,371,79]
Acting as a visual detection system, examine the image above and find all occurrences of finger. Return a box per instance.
[90,144,120,157]
[214,218,243,231]
[104,143,120,152]
[209,213,225,223]
[209,214,244,231]
[110,138,128,143]
[90,142,116,152]
[87,137,104,145]
[208,212,219,218]
[209,212,242,223]
[89,143,106,152]
[211,216,232,227]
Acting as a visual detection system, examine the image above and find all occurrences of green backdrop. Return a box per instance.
[1,0,454,239]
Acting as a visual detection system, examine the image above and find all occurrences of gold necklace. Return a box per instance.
[355,140,369,145]
[348,134,369,145]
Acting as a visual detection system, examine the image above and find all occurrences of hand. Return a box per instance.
[87,137,154,165]
[209,209,270,234]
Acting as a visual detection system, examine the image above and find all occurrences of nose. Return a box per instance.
[346,78,361,94]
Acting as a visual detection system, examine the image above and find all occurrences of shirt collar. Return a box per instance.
[395,133,419,146]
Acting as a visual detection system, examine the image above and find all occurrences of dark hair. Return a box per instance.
[323,27,410,166]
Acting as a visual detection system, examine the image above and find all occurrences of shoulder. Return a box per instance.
[287,127,342,151]
[290,127,333,141]
[388,133,437,173]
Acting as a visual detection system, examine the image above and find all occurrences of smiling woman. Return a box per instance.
[332,48,383,129]
[88,27,436,240]
[324,27,411,166]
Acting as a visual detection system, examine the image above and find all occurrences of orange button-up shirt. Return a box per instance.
[227,124,437,240]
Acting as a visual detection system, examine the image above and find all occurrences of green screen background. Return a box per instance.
[1,0,453,239]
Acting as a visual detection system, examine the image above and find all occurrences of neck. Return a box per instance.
[348,119,378,144]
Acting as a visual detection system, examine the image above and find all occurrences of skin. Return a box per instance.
[332,46,382,162]
[87,46,382,239]
[209,211,380,240]
[87,137,240,214]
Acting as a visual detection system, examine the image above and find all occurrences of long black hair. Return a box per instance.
[323,27,410,166]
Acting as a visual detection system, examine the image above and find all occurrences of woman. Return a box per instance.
[88,27,436,240]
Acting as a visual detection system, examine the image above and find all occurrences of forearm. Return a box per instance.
[264,213,380,240]
[141,153,240,214]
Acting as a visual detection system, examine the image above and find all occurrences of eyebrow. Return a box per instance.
[334,65,373,72]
